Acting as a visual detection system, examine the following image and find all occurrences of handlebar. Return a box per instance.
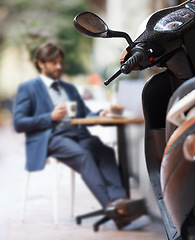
[104,46,146,86]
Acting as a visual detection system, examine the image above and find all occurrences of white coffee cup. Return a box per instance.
[66,101,77,117]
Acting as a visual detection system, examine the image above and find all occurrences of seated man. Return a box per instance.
[13,42,135,229]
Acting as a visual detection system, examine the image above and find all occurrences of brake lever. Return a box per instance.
[104,69,122,86]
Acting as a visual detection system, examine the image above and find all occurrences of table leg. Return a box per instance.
[117,124,147,221]
[117,125,131,198]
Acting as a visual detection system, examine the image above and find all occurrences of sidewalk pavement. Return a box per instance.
[0,124,167,240]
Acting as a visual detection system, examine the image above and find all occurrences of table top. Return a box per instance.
[71,116,145,125]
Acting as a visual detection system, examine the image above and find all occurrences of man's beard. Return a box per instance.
[45,70,61,80]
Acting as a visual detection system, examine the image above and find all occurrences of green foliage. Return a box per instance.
[10,0,31,12]
[0,0,93,75]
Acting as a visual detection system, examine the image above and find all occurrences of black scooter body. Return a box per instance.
[140,2,195,239]
[142,71,195,240]
[142,71,182,240]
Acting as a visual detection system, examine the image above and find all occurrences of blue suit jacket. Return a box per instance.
[13,77,99,171]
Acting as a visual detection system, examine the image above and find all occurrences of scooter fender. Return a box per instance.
[161,77,195,235]
[161,116,195,234]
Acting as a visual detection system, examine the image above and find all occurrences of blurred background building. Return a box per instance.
[0,0,186,113]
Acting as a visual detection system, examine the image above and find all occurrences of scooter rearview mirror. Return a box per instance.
[73,12,134,47]
[73,12,135,86]
[73,12,109,38]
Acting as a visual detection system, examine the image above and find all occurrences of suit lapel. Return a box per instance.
[59,80,74,101]
[36,77,53,111]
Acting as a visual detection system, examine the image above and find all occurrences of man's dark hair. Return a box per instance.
[34,42,64,72]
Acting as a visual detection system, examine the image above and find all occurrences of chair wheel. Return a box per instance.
[76,217,81,225]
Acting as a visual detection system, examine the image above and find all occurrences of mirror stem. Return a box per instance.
[108,30,134,47]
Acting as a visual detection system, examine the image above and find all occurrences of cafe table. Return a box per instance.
[71,116,145,197]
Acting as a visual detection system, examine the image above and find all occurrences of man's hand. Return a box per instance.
[99,108,110,117]
[51,103,67,121]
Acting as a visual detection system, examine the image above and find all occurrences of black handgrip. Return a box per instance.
[120,50,145,74]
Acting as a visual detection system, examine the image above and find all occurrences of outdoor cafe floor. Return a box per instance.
[0,125,167,240]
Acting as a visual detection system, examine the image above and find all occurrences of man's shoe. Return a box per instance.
[105,197,131,217]
[105,198,147,220]
[114,215,132,230]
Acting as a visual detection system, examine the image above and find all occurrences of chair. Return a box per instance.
[21,157,75,226]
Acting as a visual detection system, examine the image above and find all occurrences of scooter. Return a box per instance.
[73,1,195,239]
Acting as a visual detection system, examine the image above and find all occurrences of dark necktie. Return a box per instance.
[51,81,60,92]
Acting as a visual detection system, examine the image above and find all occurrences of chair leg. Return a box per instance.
[21,157,75,225]
[50,157,60,226]
[49,157,76,223]
[21,171,30,222]
[70,169,75,217]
